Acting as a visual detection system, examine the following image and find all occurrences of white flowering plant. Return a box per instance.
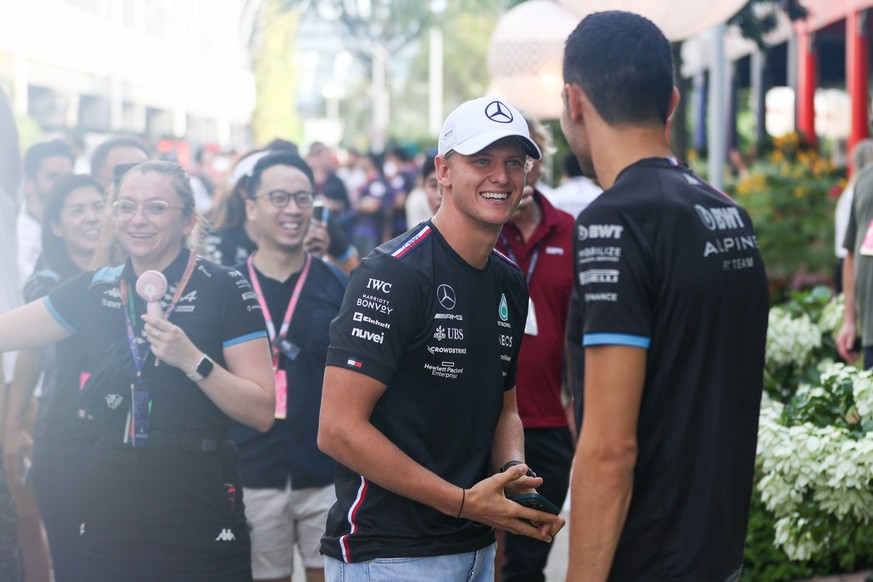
[756,363,873,561]
[764,286,844,400]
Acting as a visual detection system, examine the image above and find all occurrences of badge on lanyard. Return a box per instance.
[525,297,539,336]
[120,251,198,447]
[131,380,151,446]
[248,253,312,420]
[499,234,541,337]
[274,361,288,421]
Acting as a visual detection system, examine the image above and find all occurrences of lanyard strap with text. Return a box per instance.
[247,253,312,360]
[499,233,541,284]
[119,251,198,445]
[119,251,199,375]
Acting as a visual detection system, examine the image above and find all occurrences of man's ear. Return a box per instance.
[244,197,257,223]
[667,87,681,122]
[564,83,586,125]
[435,155,451,188]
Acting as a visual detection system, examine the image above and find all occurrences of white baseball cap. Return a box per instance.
[438,97,542,160]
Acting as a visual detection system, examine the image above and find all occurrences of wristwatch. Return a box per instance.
[186,354,215,382]
[500,460,537,478]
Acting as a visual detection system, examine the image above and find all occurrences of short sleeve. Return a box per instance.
[24,269,61,303]
[43,270,95,335]
[325,255,423,385]
[218,268,268,348]
[845,197,858,253]
[575,205,653,349]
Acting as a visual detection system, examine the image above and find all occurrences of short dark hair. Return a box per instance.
[24,140,74,178]
[245,151,314,198]
[41,174,104,279]
[90,136,149,179]
[563,11,674,126]
[265,138,299,155]
[421,154,436,180]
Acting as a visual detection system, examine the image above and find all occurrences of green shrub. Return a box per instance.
[725,133,843,302]
[743,488,873,581]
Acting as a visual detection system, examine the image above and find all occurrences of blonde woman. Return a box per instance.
[0,161,274,581]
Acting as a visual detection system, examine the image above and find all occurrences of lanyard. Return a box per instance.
[119,251,199,377]
[499,233,541,284]
[119,251,198,446]
[247,253,312,360]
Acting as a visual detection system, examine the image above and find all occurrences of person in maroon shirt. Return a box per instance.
[495,116,575,582]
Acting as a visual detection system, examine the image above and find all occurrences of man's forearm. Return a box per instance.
[491,389,525,472]
[843,252,857,324]
[566,444,635,582]
[320,416,464,517]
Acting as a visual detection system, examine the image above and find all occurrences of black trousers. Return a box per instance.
[502,426,574,582]
[80,440,252,582]
[31,439,95,582]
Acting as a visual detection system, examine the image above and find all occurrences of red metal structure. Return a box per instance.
[796,0,873,167]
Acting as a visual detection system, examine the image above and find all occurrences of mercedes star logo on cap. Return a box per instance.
[485,100,513,124]
[437,284,457,310]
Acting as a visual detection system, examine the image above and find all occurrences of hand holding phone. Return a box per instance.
[507,492,560,515]
[312,201,327,223]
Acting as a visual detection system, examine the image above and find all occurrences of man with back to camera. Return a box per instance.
[317,97,565,581]
[229,151,347,582]
[560,11,769,581]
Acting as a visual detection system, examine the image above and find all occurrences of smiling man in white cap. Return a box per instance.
[318,97,565,581]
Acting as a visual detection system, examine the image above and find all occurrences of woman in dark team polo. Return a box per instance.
[0,161,274,581]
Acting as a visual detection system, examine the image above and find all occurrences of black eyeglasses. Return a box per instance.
[113,200,186,217]
[256,190,315,209]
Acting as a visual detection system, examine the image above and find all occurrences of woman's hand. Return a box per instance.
[142,314,202,374]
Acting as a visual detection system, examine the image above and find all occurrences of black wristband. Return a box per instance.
[499,460,536,478]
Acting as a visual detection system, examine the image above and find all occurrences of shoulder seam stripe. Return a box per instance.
[492,247,518,269]
[390,225,432,259]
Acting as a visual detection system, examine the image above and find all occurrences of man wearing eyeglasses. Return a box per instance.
[228,151,347,582]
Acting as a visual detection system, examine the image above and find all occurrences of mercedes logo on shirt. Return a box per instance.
[485,100,513,124]
[437,284,457,310]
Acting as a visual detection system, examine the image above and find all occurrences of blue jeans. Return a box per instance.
[324,543,496,582]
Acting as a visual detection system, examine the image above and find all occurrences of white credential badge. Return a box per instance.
[525,298,538,336]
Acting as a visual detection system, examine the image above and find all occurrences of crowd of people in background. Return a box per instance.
[0,87,598,582]
[0,10,772,582]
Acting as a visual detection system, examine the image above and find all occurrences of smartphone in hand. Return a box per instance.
[508,492,560,515]
[312,201,327,223]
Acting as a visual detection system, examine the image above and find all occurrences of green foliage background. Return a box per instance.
[725,133,842,300]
